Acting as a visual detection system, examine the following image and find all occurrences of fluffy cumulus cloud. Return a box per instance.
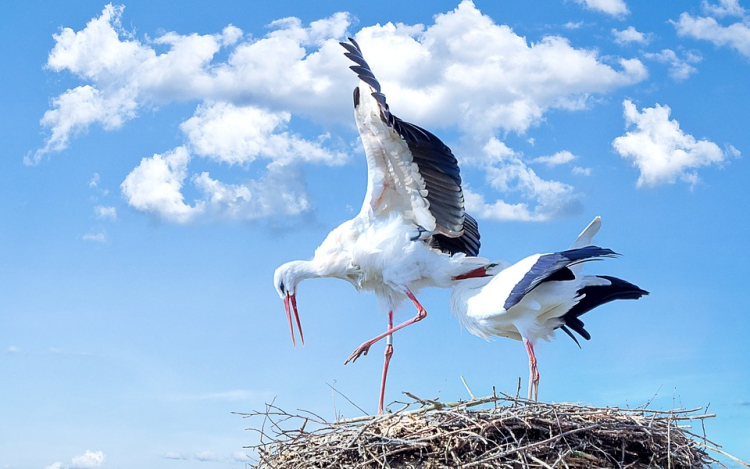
[180,102,346,166]
[121,147,200,223]
[350,1,646,136]
[120,147,311,223]
[672,1,750,58]
[35,1,649,223]
[613,26,651,45]
[572,0,629,17]
[612,100,737,187]
[463,139,581,221]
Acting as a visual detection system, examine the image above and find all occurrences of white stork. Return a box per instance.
[450,217,649,401]
[273,38,491,414]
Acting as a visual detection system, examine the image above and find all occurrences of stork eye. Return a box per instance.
[279,281,286,294]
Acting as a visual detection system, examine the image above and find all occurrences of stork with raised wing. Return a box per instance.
[274,38,491,414]
[450,217,648,401]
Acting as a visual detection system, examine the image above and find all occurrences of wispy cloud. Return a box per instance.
[572,0,629,17]
[612,100,738,187]
[531,150,578,167]
[464,140,581,221]
[94,205,117,220]
[82,231,108,243]
[643,49,702,81]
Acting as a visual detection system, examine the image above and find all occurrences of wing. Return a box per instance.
[430,212,481,256]
[340,37,466,237]
[503,246,618,311]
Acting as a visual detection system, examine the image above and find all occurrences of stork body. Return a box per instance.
[450,217,648,400]
[274,38,488,414]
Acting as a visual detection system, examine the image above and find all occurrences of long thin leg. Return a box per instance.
[377,311,394,415]
[523,338,540,401]
[345,288,426,364]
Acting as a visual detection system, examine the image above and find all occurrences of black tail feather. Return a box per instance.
[560,275,649,343]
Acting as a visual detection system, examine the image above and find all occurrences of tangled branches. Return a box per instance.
[237,392,745,468]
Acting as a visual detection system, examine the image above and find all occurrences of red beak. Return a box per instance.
[284,292,304,346]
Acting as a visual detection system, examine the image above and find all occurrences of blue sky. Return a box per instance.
[1,0,749,467]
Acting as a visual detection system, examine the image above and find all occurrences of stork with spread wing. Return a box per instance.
[273,38,491,413]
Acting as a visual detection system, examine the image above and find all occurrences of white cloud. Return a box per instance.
[70,451,105,469]
[531,150,577,167]
[180,102,346,166]
[7,345,19,354]
[613,26,651,45]
[463,139,580,221]
[192,169,311,221]
[572,0,629,17]
[35,1,653,224]
[351,1,646,137]
[89,173,100,188]
[33,4,353,163]
[163,451,187,460]
[612,100,735,187]
[702,0,747,18]
[35,1,646,161]
[194,451,220,462]
[121,146,311,223]
[94,205,117,220]
[643,49,702,81]
[28,85,138,164]
[82,231,108,243]
[564,21,585,30]
[121,147,202,223]
[572,166,593,176]
[672,10,750,58]
[232,451,252,462]
[47,450,106,469]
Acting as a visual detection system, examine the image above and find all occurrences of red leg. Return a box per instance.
[345,288,426,365]
[377,311,394,415]
[523,338,540,401]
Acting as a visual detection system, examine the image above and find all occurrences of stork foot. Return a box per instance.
[345,341,375,364]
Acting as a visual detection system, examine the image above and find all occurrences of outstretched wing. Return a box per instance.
[340,37,466,238]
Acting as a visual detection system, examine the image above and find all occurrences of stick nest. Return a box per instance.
[238,393,739,468]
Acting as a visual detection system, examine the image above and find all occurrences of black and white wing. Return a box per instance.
[503,246,618,311]
[340,37,467,238]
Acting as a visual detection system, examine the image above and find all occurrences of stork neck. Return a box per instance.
[285,260,328,282]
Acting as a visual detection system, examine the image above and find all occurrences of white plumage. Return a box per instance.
[450,217,648,401]
[274,38,488,414]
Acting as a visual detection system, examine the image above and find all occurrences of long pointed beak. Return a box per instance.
[284,293,304,346]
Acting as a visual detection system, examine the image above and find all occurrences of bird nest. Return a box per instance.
[237,392,749,469]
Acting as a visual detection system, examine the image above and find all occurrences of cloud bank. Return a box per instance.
[34,1,649,223]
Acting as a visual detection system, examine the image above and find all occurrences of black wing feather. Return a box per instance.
[430,213,481,257]
[504,246,618,311]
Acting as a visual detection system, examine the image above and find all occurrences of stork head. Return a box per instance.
[273,261,307,346]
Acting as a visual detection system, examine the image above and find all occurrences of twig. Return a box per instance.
[461,375,476,399]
